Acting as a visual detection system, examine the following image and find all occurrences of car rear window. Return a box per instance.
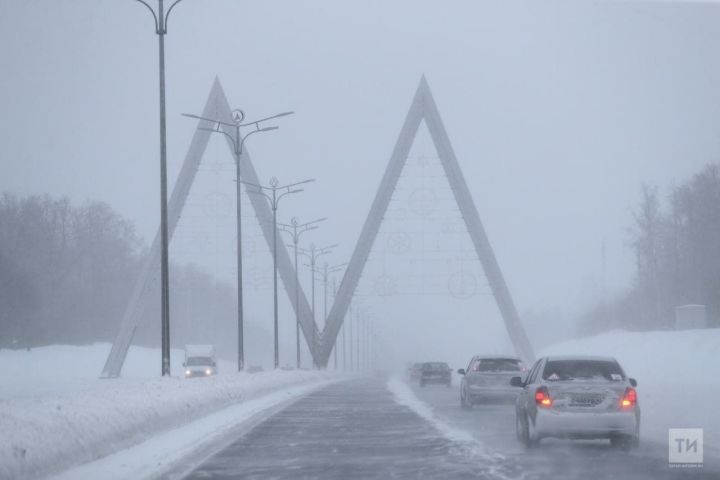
[474,358,521,372]
[423,362,448,371]
[542,359,625,382]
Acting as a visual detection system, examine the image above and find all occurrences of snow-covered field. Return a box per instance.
[0,343,237,400]
[541,328,720,454]
[0,343,341,480]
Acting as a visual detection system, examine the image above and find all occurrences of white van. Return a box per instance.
[183,345,217,378]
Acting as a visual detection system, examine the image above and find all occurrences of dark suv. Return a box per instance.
[419,362,452,387]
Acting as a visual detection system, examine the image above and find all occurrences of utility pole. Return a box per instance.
[242,178,315,368]
[278,217,326,368]
[182,110,292,371]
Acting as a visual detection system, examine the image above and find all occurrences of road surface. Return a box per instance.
[177,377,717,479]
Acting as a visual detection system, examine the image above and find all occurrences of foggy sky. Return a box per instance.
[2,0,720,334]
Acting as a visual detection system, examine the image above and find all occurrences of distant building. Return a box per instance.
[674,305,707,330]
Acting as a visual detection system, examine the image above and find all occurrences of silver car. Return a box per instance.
[457,356,526,408]
[511,355,640,450]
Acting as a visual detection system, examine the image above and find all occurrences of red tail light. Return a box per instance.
[535,387,552,408]
[620,387,637,409]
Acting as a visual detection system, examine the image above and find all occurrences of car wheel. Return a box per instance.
[610,433,639,451]
[461,387,472,410]
[518,414,538,448]
[515,414,524,442]
[527,414,540,447]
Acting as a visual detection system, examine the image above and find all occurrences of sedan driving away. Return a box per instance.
[512,355,640,450]
[458,355,525,408]
[419,362,452,387]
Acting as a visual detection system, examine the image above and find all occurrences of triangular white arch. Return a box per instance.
[316,76,535,366]
[101,78,320,377]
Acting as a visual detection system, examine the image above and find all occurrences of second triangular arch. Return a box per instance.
[317,76,535,365]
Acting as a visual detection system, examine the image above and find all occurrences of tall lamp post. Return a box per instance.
[349,305,354,371]
[181,110,293,371]
[298,243,338,368]
[320,262,346,369]
[278,217,327,368]
[242,177,315,368]
[331,278,339,369]
[131,0,188,376]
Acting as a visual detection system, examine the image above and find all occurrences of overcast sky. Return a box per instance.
[2,1,720,357]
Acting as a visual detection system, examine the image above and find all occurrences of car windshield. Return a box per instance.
[422,362,448,371]
[542,360,625,382]
[474,358,521,372]
[186,357,213,366]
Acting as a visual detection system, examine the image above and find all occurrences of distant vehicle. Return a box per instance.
[407,362,423,382]
[183,345,217,378]
[419,362,452,387]
[511,355,640,450]
[457,355,525,408]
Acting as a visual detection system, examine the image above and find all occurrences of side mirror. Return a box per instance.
[510,376,524,387]
[457,368,465,375]
[182,362,186,367]
[629,378,637,387]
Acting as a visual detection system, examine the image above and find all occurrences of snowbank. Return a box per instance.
[0,343,235,400]
[541,329,720,454]
[0,343,339,480]
[48,380,333,480]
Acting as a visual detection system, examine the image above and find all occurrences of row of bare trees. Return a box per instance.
[0,194,258,357]
[579,164,720,334]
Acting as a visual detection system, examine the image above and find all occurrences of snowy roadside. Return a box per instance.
[387,378,513,480]
[1,369,342,480]
[47,379,335,480]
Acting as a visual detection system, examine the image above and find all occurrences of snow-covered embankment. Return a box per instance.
[0,344,338,480]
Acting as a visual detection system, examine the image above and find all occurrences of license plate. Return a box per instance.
[570,395,603,406]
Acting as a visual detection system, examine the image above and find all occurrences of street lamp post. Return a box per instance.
[355,308,361,370]
[298,243,338,368]
[348,306,354,371]
[320,263,346,370]
[342,309,346,370]
[243,178,315,369]
[131,0,188,376]
[278,217,327,368]
[332,278,338,369]
[182,110,292,371]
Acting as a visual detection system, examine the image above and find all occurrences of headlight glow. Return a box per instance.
[185,369,191,376]
[205,369,212,375]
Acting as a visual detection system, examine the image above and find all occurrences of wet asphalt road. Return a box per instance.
[181,377,717,480]
[409,380,717,480]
